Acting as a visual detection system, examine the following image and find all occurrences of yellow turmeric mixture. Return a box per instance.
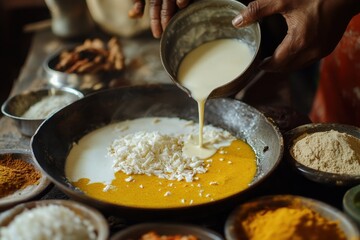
[72,139,256,208]
[240,205,346,240]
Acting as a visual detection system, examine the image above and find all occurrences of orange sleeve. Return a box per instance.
[310,14,360,126]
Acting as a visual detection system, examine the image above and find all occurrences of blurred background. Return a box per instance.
[0,0,49,104]
[0,0,319,117]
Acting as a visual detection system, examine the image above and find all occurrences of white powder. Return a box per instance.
[291,130,360,175]
[108,126,235,182]
[22,94,77,119]
[0,204,96,240]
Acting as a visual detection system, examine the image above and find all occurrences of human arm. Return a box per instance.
[128,0,191,38]
[232,0,360,72]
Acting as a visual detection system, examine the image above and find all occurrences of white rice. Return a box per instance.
[0,204,96,240]
[108,125,235,182]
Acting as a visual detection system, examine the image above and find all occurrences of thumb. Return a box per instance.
[233,0,278,28]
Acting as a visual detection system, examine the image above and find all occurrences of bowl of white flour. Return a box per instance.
[1,87,84,136]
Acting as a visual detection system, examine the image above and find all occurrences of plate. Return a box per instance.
[0,149,51,211]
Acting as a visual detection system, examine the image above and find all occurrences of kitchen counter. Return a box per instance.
[0,28,354,236]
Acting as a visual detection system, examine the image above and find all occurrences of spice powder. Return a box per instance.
[240,203,346,240]
[0,154,41,198]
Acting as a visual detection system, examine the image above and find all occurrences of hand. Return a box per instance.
[129,0,191,38]
[232,0,360,72]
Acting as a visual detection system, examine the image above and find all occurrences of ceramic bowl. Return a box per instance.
[284,123,360,186]
[343,184,360,227]
[160,0,261,98]
[0,199,109,240]
[0,149,51,211]
[225,195,359,240]
[1,87,83,136]
[110,223,224,240]
[31,85,283,221]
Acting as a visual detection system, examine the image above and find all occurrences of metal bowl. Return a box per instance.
[0,149,51,211]
[31,85,283,221]
[0,199,109,240]
[284,123,360,186]
[225,195,359,240]
[343,184,360,227]
[160,0,261,98]
[43,47,124,93]
[1,87,84,136]
[110,223,224,240]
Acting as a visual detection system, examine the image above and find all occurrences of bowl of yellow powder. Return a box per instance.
[0,149,50,211]
[225,195,359,240]
[1,87,84,136]
[284,123,360,186]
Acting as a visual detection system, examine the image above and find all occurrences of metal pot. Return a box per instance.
[31,85,282,221]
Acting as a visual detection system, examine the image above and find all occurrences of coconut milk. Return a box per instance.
[178,39,254,158]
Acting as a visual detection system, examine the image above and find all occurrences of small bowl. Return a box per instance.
[0,149,51,211]
[343,184,360,227]
[160,0,261,98]
[284,123,360,186]
[1,87,83,136]
[0,199,109,240]
[110,223,224,240]
[225,195,359,240]
[43,47,124,93]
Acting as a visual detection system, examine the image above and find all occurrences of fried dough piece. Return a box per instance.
[54,38,125,74]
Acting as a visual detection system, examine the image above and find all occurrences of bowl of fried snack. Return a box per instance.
[43,37,126,93]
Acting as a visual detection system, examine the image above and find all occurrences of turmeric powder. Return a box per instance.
[0,154,41,198]
[240,205,346,240]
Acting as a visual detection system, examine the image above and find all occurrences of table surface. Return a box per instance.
[0,28,355,236]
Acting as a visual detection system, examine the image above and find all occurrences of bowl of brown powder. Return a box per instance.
[0,149,51,211]
[284,123,360,186]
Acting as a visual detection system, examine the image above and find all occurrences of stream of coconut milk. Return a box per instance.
[178,39,254,159]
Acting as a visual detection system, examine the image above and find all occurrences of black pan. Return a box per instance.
[31,84,283,221]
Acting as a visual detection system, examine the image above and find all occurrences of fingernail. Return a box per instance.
[177,0,187,8]
[153,32,161,39]
[232,15,243,27]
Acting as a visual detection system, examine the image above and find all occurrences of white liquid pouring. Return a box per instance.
[178,39,254,159]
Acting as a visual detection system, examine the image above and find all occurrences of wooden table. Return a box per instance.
[0,28,353,236]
